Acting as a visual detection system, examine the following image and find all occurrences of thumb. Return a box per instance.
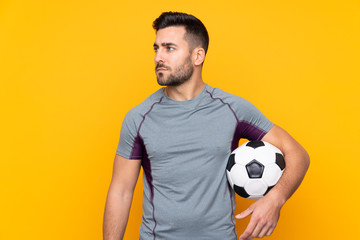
[235,207,253,219]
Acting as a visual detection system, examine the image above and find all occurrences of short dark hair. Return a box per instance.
[153,11,209,54]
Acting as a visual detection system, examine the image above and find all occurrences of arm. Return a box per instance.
[103,154,141,240]
[236,124,310,240]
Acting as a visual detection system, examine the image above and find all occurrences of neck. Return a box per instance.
[164,78,205,101]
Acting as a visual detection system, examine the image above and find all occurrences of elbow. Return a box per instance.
[107,183,135,201]
[303,149,310,171]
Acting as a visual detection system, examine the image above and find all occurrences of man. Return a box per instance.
[103,12,310,240]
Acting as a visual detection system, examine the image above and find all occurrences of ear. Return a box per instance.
[192,47,206,66]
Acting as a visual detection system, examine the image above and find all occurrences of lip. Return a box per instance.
[156,68,168,72]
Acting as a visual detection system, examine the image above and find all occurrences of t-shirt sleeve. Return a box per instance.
[115,110,144,160]
[234,97,274,141]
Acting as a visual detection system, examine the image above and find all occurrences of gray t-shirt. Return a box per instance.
[116,84,273,240]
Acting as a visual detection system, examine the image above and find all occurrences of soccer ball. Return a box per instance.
[226,140,285,200]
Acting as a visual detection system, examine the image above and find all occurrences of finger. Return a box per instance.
[235,207,253,219]
[265,226,275,237]
[251,221,266,239]
[239,224,257,240]
[239,218,257,240]
[258,224,270,238]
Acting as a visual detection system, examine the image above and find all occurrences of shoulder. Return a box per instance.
[209,86,255,110]
[124,88,164,124]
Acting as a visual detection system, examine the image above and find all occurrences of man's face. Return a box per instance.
[153,26,194,86]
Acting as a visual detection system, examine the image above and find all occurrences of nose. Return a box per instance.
[154,49,164,64]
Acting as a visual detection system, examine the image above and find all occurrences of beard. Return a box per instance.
[156,56,194,87]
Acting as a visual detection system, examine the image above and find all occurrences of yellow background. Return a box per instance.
[1,0,359,239]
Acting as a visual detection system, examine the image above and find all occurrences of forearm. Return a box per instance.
[261,125,310,205]
[103,190,133,240]
[269,145,310,206]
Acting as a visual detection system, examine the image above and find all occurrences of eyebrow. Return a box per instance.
[153,42,178,48]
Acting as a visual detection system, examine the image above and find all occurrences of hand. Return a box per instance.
[235,193,283,240]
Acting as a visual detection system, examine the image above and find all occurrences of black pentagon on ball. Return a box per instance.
[275,153,286,170]
[246,141,265,149]
[234,185,250,198]
[246,160,264,178]
[226,153,236,171]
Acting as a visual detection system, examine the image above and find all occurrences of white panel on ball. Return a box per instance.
[229,164,248,187]
[233,147,254,165]
[248,195,263,200]
[253,147,277,165]
[226,170,234,187]
[244,179,268,196]
[264,141,283,154]
[262,164,283,186]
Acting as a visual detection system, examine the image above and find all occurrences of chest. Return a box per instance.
[140,104,237,162]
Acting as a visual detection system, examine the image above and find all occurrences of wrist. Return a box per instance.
[266,188,287,207]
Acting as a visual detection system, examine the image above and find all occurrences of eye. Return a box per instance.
[167,47,174,51]
[154,47,158,53]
